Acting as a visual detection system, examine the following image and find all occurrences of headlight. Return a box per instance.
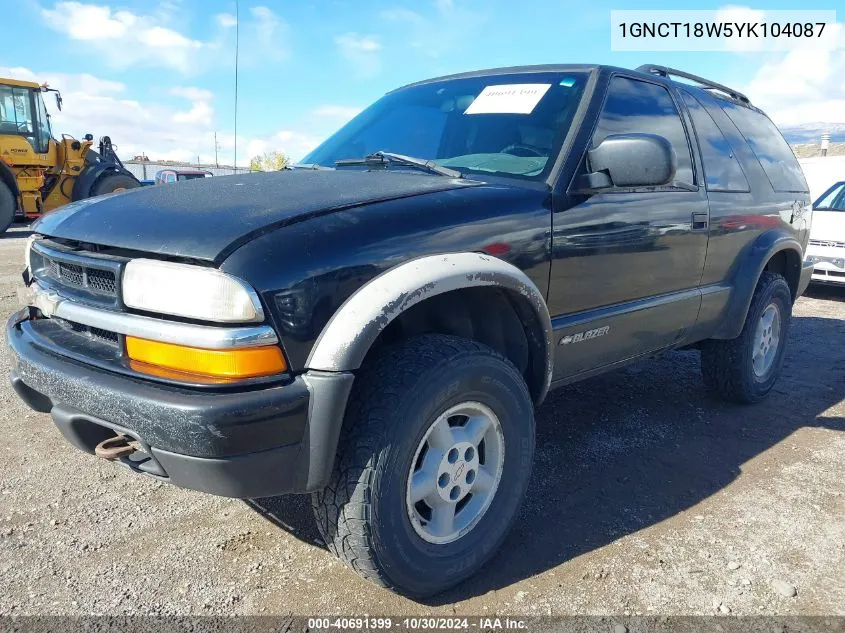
[122,259,264,323]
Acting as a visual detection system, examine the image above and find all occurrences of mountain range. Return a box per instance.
[779,123,845,144]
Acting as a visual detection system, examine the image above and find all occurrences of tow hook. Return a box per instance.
[94,434,140,460]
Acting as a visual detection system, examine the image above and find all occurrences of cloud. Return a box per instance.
[380,0,487,57]
[39,1,289,73]
[41,1,202,72]
[743,24,845,128]
[216,12,237,28]
[248,6,291,62]
[335,33,381,53]
[0,66,351,166]
[169,87,214,102]
[711,6,845,130]
[5,65,125,96]
[335,33,382,77]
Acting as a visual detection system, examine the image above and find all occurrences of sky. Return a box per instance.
[1,0,843,166]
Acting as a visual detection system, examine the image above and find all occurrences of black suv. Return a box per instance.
[7,64,813,596]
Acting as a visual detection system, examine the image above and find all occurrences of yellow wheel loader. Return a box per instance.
[0,77,141,234]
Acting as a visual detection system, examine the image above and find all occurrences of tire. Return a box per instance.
[0,181,15,235]
[701,271,792,403]
[312,334,535,597]
[90,173,140,197]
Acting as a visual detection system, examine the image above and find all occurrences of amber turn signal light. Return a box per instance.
[125,337,287,382]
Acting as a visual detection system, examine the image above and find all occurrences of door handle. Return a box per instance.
[691,212,709,231]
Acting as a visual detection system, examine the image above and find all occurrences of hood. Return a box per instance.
[35,170,478,263]
[810,210,845,243]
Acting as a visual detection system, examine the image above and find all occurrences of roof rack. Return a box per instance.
[635,64,750,104]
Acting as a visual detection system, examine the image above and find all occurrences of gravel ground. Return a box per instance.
[0,224,843,616]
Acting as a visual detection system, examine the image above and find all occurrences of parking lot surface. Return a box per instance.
[0,225,842,616]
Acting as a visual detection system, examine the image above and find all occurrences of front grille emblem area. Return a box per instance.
[29,241,122,307]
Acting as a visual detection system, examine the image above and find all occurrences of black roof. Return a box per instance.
[393,63,754,109]
[393,64,602,91]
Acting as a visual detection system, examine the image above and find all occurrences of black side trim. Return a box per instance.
[550,286,701,330]
[302,370,356,491]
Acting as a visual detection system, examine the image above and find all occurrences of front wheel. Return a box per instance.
[312,334,535,597]
[90,173,140,197]
[701,271,792,403]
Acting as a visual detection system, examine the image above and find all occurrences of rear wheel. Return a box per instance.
[0,181,15,234]
[90,173,140,197]
[701,272,792,403]
[312,334,535,597]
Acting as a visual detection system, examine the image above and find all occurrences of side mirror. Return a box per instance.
[579,133,676,189]
[55,92,63,111]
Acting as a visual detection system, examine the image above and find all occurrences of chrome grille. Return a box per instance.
[30,241,122,306]
[809,239,845,249]
[53,261,84,287]
[86,268,118,294]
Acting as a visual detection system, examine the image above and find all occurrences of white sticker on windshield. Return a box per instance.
[464,84,552,115]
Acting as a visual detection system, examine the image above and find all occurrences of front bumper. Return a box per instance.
[7,308,354,498]
[804,244,845,287]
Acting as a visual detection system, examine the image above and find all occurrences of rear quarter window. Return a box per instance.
[720,102,808,193]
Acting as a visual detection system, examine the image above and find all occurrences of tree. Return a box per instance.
[249,151,289,172]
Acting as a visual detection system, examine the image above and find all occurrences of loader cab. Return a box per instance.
[0,80,55,155]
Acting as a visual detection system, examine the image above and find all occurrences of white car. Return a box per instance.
[806,180,845,285]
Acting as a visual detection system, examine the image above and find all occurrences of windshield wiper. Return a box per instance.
[335,151,462,178]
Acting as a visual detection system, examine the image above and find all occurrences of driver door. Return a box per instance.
[548,74,709,380]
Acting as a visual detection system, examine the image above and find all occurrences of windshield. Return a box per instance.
[302,71,589,180]
[33,92,53,153]
[0,84,34,137]
[0,85,51,153]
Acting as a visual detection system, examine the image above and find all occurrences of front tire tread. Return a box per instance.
[312,334,522,595]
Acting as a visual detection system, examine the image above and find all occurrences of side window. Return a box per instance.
[592,76,694,186]
[720,102,808,193]
[815,182,845,211]
[680,91,749,192]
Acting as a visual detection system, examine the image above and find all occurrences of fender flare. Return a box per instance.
[712,230,803,340]
[306,252,554,403]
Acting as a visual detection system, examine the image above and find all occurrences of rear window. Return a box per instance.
[720,102,808,193]
[680,91,749,193]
